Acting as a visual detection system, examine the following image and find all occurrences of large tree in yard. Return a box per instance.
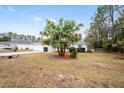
[40,18,83,56]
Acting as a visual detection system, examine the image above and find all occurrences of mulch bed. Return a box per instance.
[50,54,77,60]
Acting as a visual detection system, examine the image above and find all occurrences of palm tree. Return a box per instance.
[40,18,83,56]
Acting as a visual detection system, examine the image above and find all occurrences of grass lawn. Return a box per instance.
[0,52,124,88]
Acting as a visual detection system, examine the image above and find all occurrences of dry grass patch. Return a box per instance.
[0,52,124,87]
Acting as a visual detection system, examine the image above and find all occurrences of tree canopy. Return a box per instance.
[40,18,83,56]
[0,32,40,42]
[85,5,124,53]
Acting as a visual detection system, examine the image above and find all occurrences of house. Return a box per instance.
[71,41,88,52]
[0,33,5,38]
[0,40,87,52]
[0,39,54,52]
[10,39,54,52]
[0,42,11,52]
[0,33,88,52]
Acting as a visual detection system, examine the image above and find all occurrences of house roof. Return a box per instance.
[73,41,87,45]
[10,39,33,44]
[0,33,5,36]
[0,39,33,45]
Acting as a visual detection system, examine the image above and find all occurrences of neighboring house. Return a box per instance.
[0,33,88,52]
[10,39,54,52]
[0,33,5,37]
[0,39,54,52]
[71,41,88,52]
[0,42,11,52]
[0,44,10,50]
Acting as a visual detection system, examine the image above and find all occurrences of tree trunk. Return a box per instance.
[57,47,61,56]
[109,5,115,39]
[57,47,66,56]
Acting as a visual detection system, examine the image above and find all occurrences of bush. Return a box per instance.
[43,47,48,52]
[13,47,18,52]
[69,47,77,58]
[69,47,76,52]
[120,47,124,53]
[77,48,85,52]
[77,48,80,52]
[26,47,29,50]
[70,51,77,58]
[87,50,92,52]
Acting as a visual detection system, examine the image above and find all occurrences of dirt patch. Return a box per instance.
[113,56,124,60]
[93,62,110,69]
[38,70,87,88]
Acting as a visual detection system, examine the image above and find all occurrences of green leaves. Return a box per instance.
[119,16,124,25]
[41,18,83,56]
[41,38,51,45]
[40,18,83,49]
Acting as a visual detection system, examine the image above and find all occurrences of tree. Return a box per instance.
[87,5,124,52]
[0,36,11,41]
[103,5,124,39]
[85,29,94,50]
[31,36,36,42]
[90,6,109,49]
[112,16,124,53]
[36,37,41,42]
[40,18,83,56]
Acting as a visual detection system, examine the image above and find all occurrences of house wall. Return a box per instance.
[32,44,42,51]
[70,44,88,52]
[0,44,8,50]
[0,44,10,49]
[16,43,54,53]
[17,44,33,50]
[1,42,88,52]
[81,45,88,52]
[41,45,54,52]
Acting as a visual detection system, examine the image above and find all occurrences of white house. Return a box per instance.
[0,40,88,53]
[71,41,88,52]
[0,39,55,53]
[0,44,9,50]
[0,33,88,52]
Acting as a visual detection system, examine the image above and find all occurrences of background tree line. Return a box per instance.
[0,32,41,42]
[85,5,124,53]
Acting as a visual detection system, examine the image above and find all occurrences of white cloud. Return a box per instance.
[47,18,56,23]
[33,16,42,22]
[8,6,15,12]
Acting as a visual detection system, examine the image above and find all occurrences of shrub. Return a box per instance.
[69,47,76,52]
[81,48,85,52]
[43,47,48,52]
[77,48,85,52]
[13,47,18,52]
[26,47,29,50]
[77,48,80,52]
[70,51,77,58]
[87,50,92,52]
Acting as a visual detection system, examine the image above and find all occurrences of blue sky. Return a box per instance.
[0,5,98,37]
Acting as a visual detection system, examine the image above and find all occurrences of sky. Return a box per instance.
[0,5,98,37]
